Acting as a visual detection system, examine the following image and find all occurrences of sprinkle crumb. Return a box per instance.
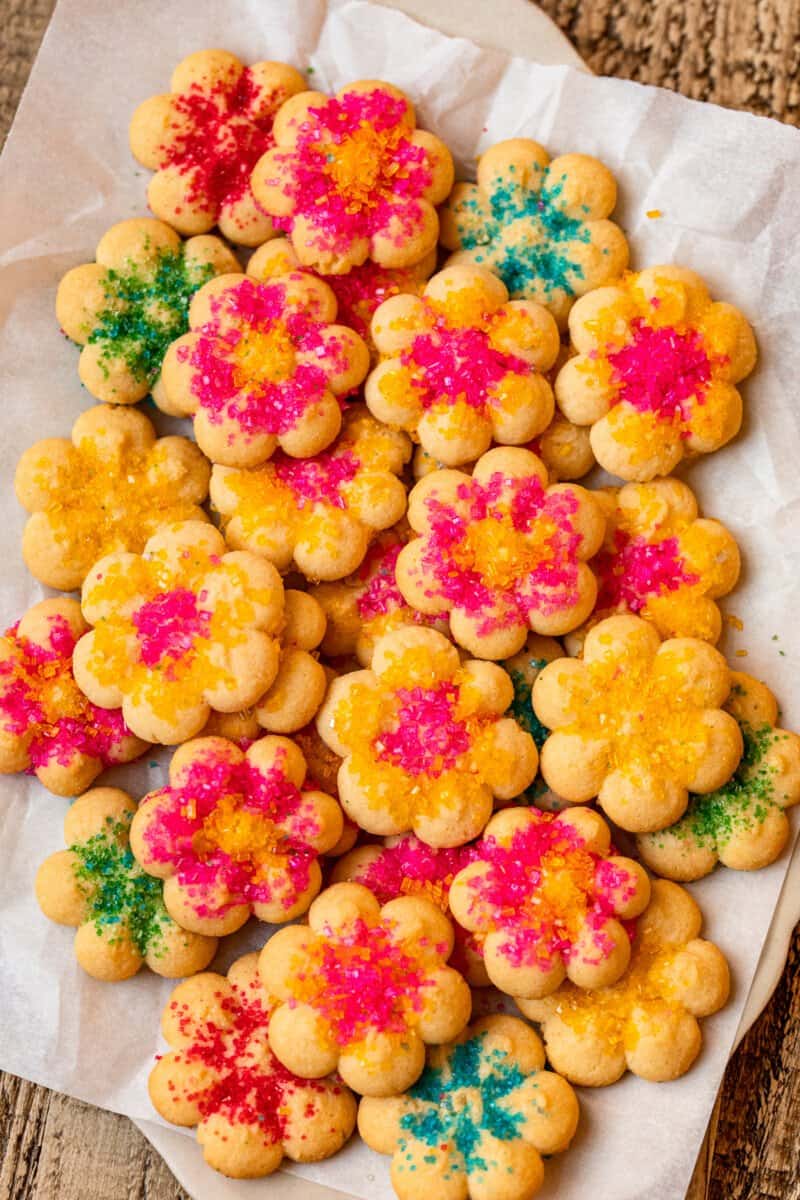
[725,614,744,631]
[646,209,662,219]
[735,649,748,657]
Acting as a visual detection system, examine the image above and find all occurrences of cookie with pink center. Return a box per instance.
[315,626,538,848]
[396,447,606,660]
[210,404,411,581]
[130,735,343,937]
[72,521,324,745]
[248,235,436,357]
[555,266,757,481]
[251,81,454,273]
[260,882,472,1096]
[0,598,147,797]
[366,265,560,468]
[332,835,489,986]
[149,953,357,1178]
[448,806,650,1000]
[566,478,741,651]
[156,271,369,467]
[129,50,306,244]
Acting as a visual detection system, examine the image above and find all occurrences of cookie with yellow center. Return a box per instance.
[129,49,306,244]
[638,672,800,879]
[36,786,218,981]
[518,879,730,1085]
[554,265,757,481]
[210,404,411,582]
[259,881,472,1096]
[156,270,369,466]
[358,1015,579,1200]
[130,734,343,937]
[56,217,239,405]
[532,614,744,832]
[148,952,357,1179]
[449,806,650,1000]
[366,265,560,467]
[396,446,606,660]
[315,626,538,847]
[15,405,210,591]
[0,598,147,796]
[251,80,454,274]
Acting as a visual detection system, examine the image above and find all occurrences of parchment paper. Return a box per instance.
[0,2,799,1199]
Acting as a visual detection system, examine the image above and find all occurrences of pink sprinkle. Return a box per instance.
[356,542,405,619]
[375,682,470,776]
[595,530,699,612]
[273,448,359,508]
[608,319,713,427]
[401,323,530,413]
[132,589,211,668]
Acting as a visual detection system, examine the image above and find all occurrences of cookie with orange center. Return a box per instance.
[15,405,210,591]
[210,404,411,581]
[358,1015,579,1200]
[638,672,800,880]
[72,521,320,745]
[565,478,741,652]
[260,881,472,1096]
[448,806,650,1001]
[555,266,757,481]
[35,787,218,981]
[251,81,454,274]
[518,879,731,1085]
[156,271,369,467]
[315,626,538,847]
[149,952,357,1179]
[366,265,560,468]
[56,217,239,405]
[129,50,306,244]
[0,598,147,797]
[248,235,436,358]
[332,835,489,986]
[532,614,744,832]
[130,735,343,937]
[439,137,629,328]
[396,447,606,660]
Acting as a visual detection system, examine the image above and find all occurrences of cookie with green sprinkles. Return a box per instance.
[439,138,629,328]
[56,217,239,404]
[637,671,800,880]
[503,633,571,811]
[358,1014,579,1200]
[35,786,218,981]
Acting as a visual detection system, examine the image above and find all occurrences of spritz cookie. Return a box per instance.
[56,217,238,404]
[251,81,454,273]
[129,50,306,244]
[259,882,472,1096]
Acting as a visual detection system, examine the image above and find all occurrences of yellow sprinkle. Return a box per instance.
[735,649,748,658]
[646,209,662,219]
[725,614,744,631]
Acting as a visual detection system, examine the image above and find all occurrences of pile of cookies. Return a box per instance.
[4,48,800,1195]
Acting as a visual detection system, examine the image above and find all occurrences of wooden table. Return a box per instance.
[0,1,798,1197]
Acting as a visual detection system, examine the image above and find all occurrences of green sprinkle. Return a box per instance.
[507,661,550,748]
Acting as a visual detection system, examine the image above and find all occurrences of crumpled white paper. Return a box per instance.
[0,1,799,1199]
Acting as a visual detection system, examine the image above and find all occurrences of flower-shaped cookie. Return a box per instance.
[210,404,410,581]
[638,672,800,879]
[248,235,436,355]
[56,217,239,404]
[35,786,218,981]
[555,266,757,481]
[332,835,488,986]
[440,138,629,327]
[518,880,731,1085]
[532,615,744,832]
[316,627,538,847]
[358,1015,579,1200]
[366,265,560,467]
[15,405,210,591]
[260,882,472,1096]
[157,271,369,466]
[529,413,596,481]
[569,478,741,648]
[129,50,306,244]
[0,598,146,796]
[396,447,606,659]
[251,81,454,273]
[73,521,294,745]
[149,952,357,1178]
[449,806,649,1000]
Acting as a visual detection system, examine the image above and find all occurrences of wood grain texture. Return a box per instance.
[0,1,798,1198]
